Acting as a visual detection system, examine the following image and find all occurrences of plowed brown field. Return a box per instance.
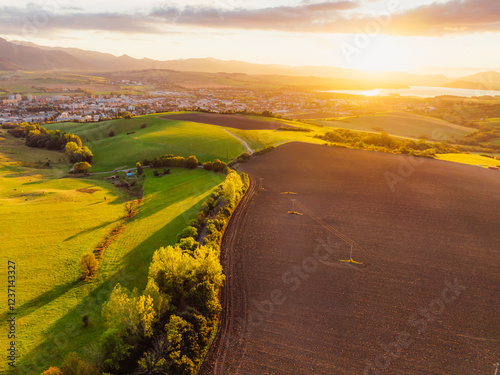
[200,143,500,375]
[160,113,286,130]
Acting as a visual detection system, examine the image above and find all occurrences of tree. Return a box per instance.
[186,155,198,169]
[100,328,132,371]
[42,367,63,375]
[136,162,143,175]
[103,283,162,339]
[178,226,198,241]
[65,141,79,156]
[61,352,99,375]
[124,199,140,218]
[178,237,198,252]
[138,352,167,374]
[74,161,91,174]
[212,159,227,173]
[80,253,98,280]
[203,162,213,171]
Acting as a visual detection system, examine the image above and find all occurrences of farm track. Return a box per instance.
[199,174,257,374]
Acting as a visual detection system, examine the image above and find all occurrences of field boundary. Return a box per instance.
[199,174,257,374]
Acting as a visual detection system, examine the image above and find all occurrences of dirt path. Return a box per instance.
[199,175,257,374]
[222,128,253,154]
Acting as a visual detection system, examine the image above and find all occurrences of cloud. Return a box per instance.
[0,0,499,38]
[0,6,163,37]
[150,0,500,35]
[385,0,500,36]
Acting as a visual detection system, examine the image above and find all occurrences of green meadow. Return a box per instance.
[0,133,225,373]
[46,114,247,172]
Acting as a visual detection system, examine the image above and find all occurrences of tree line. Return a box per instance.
[142,154,227,173]
[4,122,94,171]
[315,129,457,157]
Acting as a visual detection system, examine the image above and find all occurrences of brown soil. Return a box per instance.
[200,143,500,374]
[76,187,99,194]
[160,113,286,130]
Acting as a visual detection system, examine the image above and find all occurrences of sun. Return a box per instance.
[350,36,411,72]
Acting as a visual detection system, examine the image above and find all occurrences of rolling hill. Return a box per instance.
[309,111,473,142]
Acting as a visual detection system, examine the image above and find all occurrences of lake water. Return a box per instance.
[322,86,500,98]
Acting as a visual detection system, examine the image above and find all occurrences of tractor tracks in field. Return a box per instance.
[198,174,257,375]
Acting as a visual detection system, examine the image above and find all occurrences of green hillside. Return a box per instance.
[46,114,247,172]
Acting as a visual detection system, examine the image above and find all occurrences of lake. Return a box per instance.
[321,86,500,98]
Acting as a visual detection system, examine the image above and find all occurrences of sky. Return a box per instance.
[0,0,499,76]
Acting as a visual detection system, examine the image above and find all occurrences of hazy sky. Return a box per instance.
[1,0,499,75]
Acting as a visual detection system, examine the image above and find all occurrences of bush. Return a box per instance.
[108,130,115,137]
[178,226,198,241]
[73,161,91,174]
[203,162,213,171]
[82,315,89,327]
[81,253,98,280]
[42,367,63,375]
[136,162,143,175]
[186,155,199,169]
[212,159,227,173]
[236,152,251,163]
[124,200,140,218]
[140,123,147,129]
[61,352,99,375]
[100,328,133,371]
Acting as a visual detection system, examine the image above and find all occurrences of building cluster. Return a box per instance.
[0,87,418,125]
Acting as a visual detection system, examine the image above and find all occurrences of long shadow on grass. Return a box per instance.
[63,220,119,242]
[16,200,208,374]
[13,280,78,320]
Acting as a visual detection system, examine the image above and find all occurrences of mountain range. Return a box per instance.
[1,38,499,91]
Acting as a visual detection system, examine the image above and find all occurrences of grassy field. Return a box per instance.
[308,111,473,141]
[0,134,225,374]
[46,114,247,172]
[228,127,326,150]
[435,153,500,167]
[478,117,500,128]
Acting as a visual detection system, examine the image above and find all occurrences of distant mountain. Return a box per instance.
[5,39,499,90]
[443,71,500,91]
[0,38,92,71]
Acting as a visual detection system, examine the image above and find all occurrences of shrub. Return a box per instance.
[186,155,199,169]
[178,226,198,241]
[125,200,140,218]
[42,367,63,375]
[140,123,147,129]
[81,253,98,280]
[61,352,99,375]
[136,162,143,175]
[236,152,251,163]
[73,161,91,174]
[203,162,213,171]
[82,315,89,328]
[212,159,227,173]
[178,237,199,252]
[108,130,115,137]
[100,328,133,371]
